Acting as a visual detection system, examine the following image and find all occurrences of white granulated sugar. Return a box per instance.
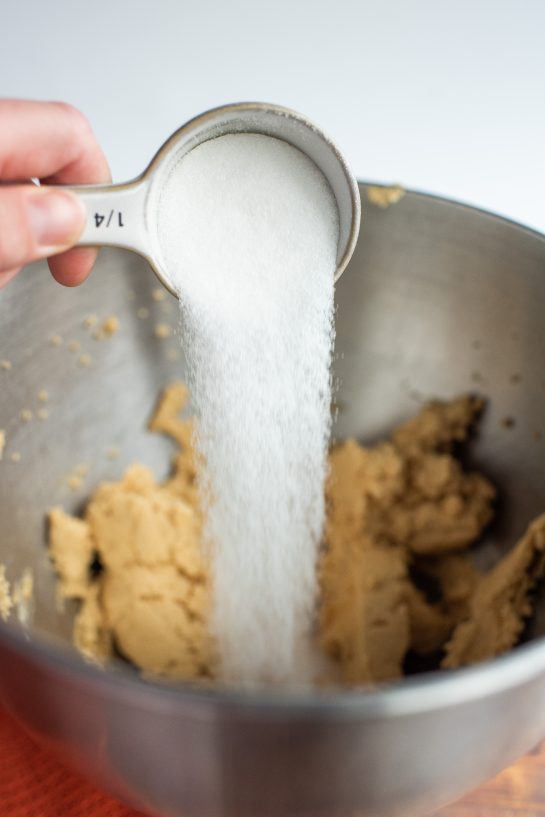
[158,133,339,686]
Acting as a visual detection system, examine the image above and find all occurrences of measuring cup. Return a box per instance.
[60,102,361,297]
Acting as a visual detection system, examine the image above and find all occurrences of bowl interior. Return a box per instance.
[1,184,545,671]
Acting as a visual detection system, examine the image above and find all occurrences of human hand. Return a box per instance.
[0,99,110,289]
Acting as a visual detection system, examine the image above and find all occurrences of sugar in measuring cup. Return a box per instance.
[56,103,361,297]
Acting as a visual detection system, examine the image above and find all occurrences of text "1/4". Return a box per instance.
[94,210,124,228]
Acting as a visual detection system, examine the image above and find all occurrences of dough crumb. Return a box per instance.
[78,354,93,368]
[0,359,12,371]
[155,323,173,339]
[93,316,120,340]
[152,288,166,302]
[0,430,5,461]
[149,382,191,448]
[83,314,99,329]
[49,334,63,347]
[68,340,81,353]
[10,452,21,463]
[73,584,113,665]
[20,409,33,423]
[38,389,49,403]
[103,315,120,335]
[501,416,516,429]
[63,464,90,492]
[49,508,94,599]
[13,569,34,627]
[37,408,49,421]
[0,565,12,620]
[367,184,406,209]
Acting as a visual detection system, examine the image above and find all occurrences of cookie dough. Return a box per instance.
[0,565,12,621]
[0,565,33,625]
[47,387,545,687]
[49,384,215,679]
[49,510,94,600]
[319,439,412,684]
[416,553,481,623]
[319,395,495,683]
[443,514,545,668]
[367,184,406,208]
[405,585,453,656]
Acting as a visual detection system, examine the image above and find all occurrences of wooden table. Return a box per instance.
[433,743,545,816]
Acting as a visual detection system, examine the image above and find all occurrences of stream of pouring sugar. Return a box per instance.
[158,134,339,685]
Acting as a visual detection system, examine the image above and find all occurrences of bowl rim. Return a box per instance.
[2,182,545,719]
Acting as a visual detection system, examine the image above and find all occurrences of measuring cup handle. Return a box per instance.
[59,179,151,257]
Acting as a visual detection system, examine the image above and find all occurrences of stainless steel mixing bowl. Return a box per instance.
[1,184,545,817]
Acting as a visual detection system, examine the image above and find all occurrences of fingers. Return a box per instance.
[48,247,99,287]
[0,99,110,185]
[0,100,111,288]
[0,185,85,280]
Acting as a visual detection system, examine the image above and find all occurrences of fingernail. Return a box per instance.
[27,190,85,249]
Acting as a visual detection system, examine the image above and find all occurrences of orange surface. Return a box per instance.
[430,742,545,817]
[0,707,144,817]
[1,704,544,817]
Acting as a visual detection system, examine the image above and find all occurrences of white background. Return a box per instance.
[3,0,545,232]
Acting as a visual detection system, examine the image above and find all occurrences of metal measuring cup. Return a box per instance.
[60,102,361,297]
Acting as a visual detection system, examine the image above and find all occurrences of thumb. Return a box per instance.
[0,185,85,276]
